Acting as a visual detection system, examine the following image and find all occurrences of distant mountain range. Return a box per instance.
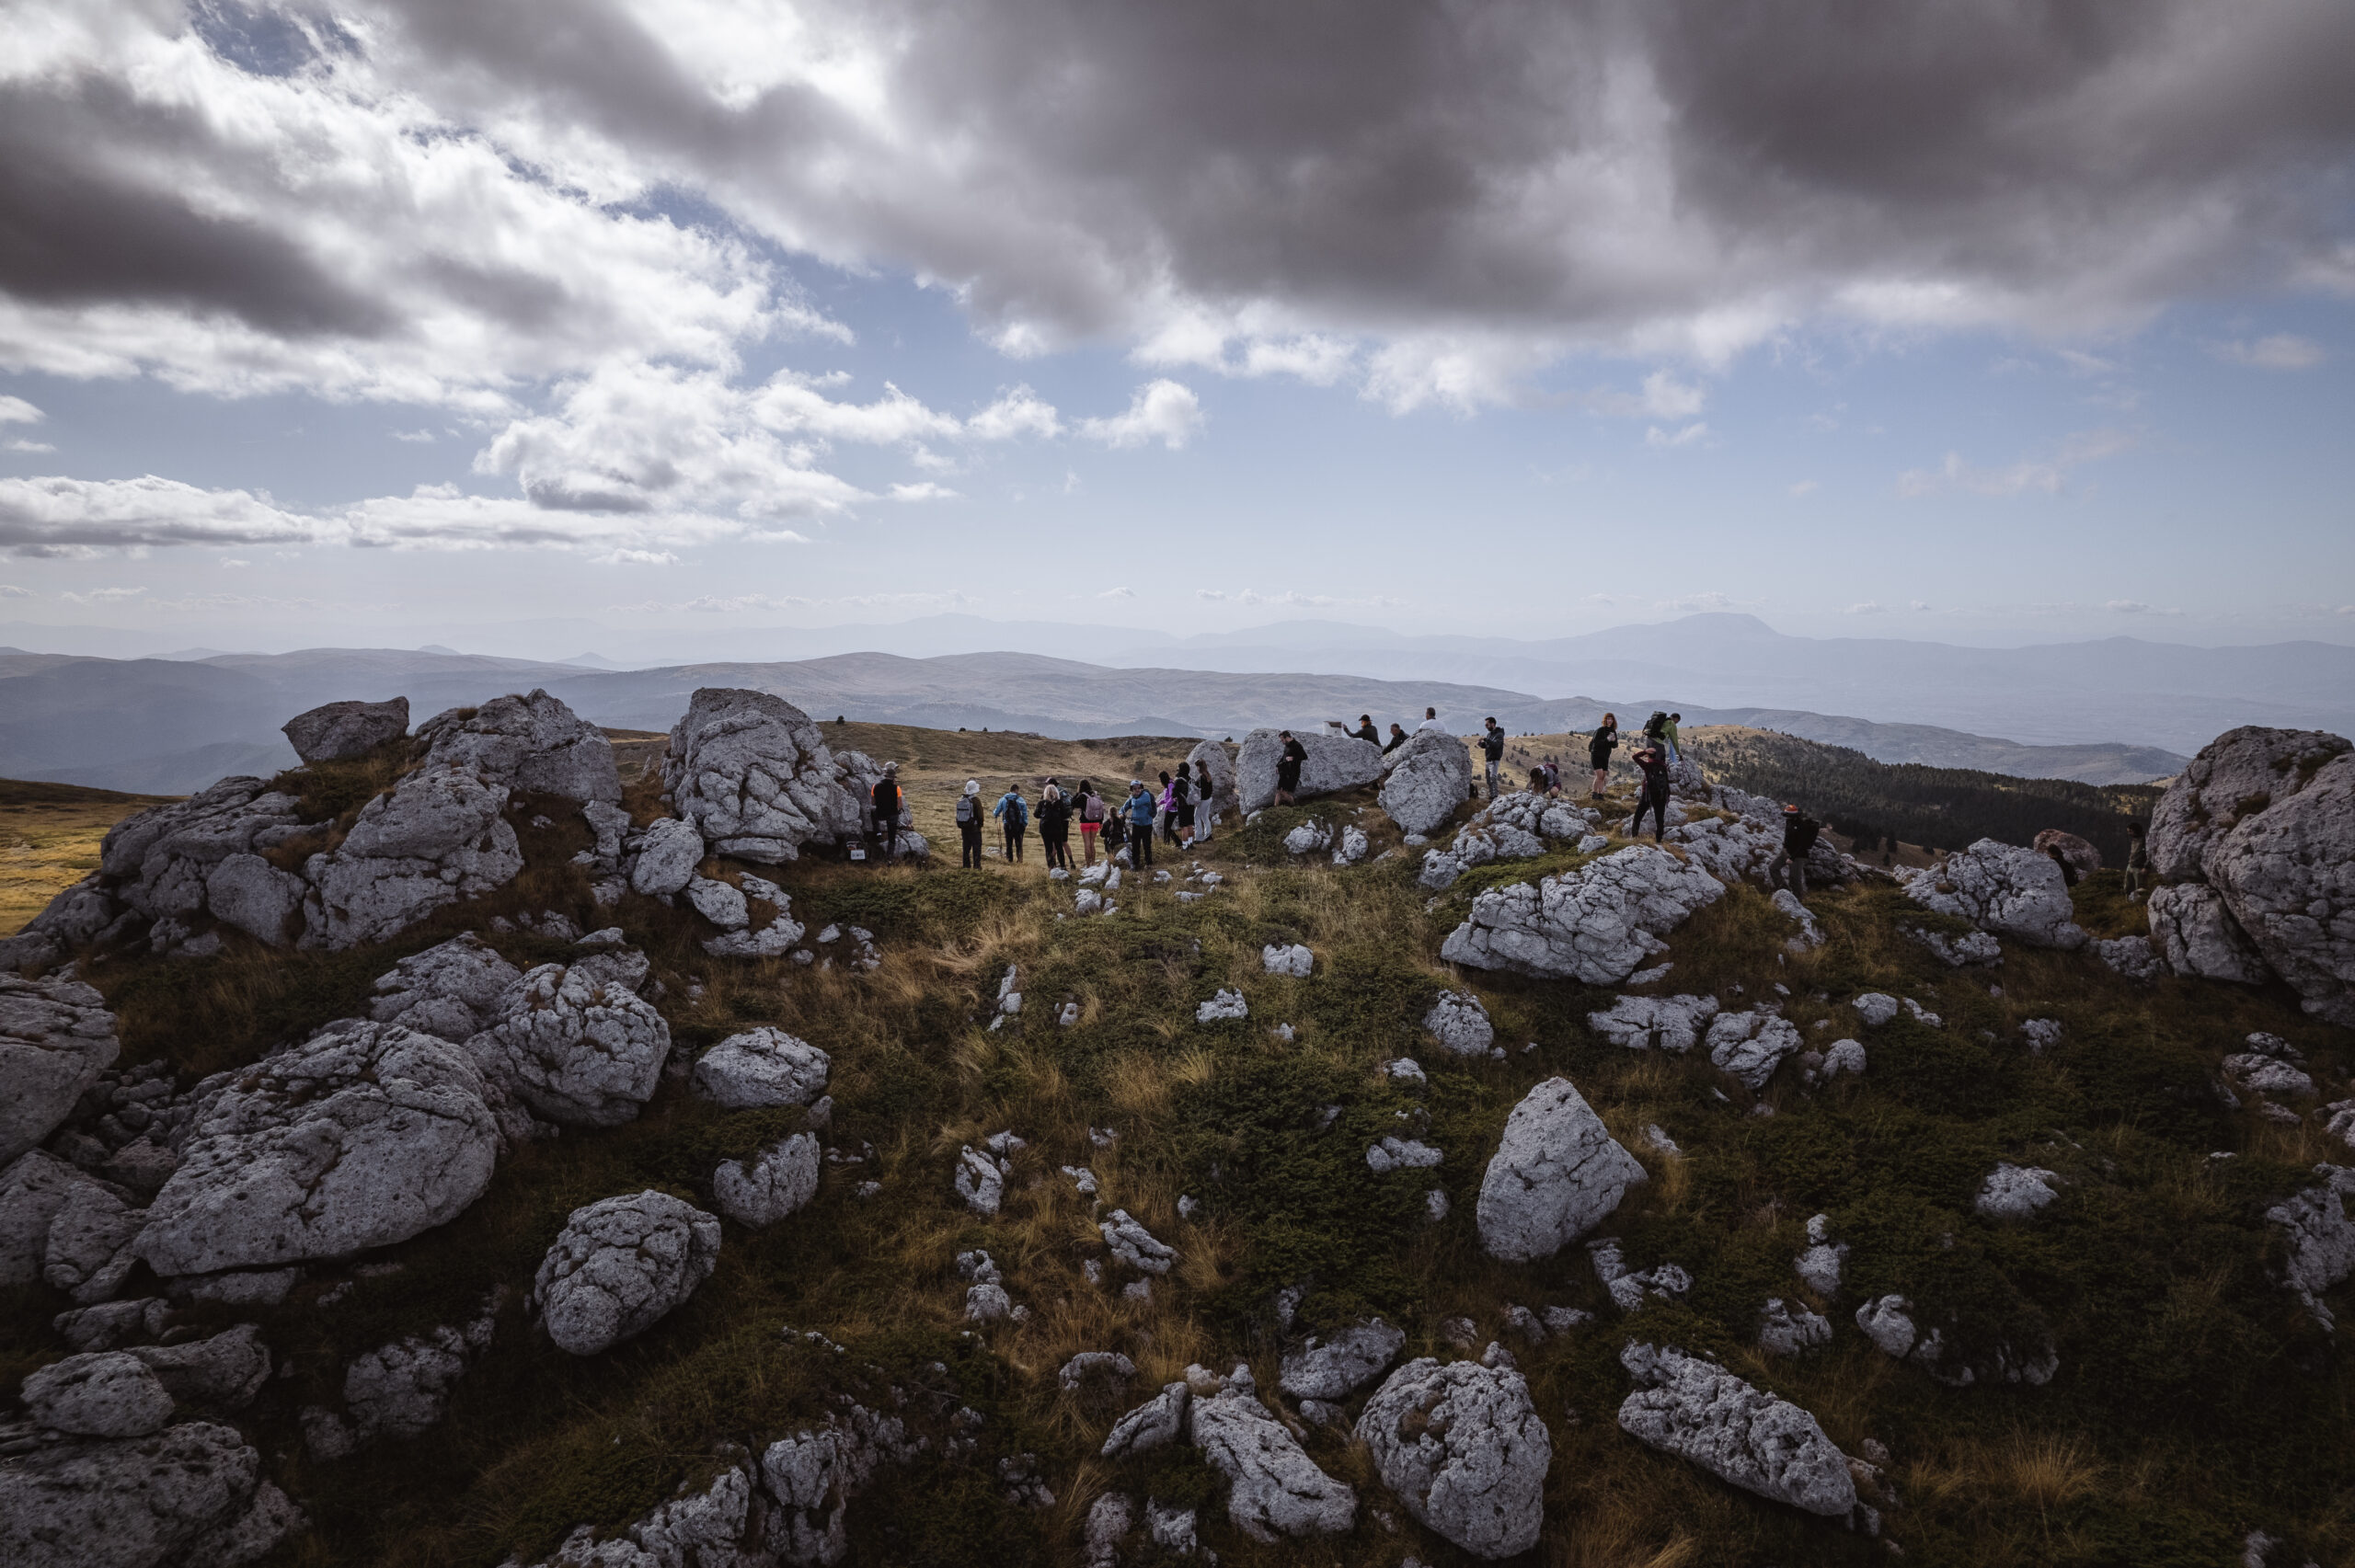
[0,637,2194,794]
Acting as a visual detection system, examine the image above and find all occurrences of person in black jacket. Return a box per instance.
[870,764,902,859]
[1769,803,1821,899]
[1329,714,1379,747]
[1037,781,1072,869]
[1629,743,1671,841]
[1383,722,1409,755]
[1171,766,1193,845]
[1480,717,1507,799]
[956,779,986,868]
[1275,730,1307,805]
[1587,714,1619,798]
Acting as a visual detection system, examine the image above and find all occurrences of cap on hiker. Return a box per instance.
[964,779,980,795]
[1784,803,1799,813]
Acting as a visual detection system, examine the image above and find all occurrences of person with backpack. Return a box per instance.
[1171,765,1194,845]
[1076,779,1105,865]
[1191,759,1218,842]
[1037,781,1072,869]
[1642,711,1669,752]
[1543,756,1562,795]
[1588,714,1619,798]
[2123,819,2150,902]
[1125,780,1158,867]
[1629,742,1671,841]
[1661,713,1683,762]
[1480,717,1507,800]
[994,783,1029,863]
[956,779,986,868]
[1157,770,1178,845]
[870,763,902,859]
[1769,803,1821,900]
[1275,730,1307,806]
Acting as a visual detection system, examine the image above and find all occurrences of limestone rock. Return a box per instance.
[628,818,705,898]
[955,1147,1006,1217]
[369,934,523,1043]
[1101,1209,1177,1274]
[43,1180,145,1304]
[692,1028,830,1109]
[2266,1165,2355,1327]
[1197,989,1248,1024]
[663,688,857,864]
[2201,749,2355,1024]
[2148,727,2349,881]
[1188,1371,1356,1541]
[138,1023,499,1276]
[714,1133,821,1227]
[2147,883,2269,983]
[202,855,307,946]
[417,690,619,804]
[1235,728,1384,816]
[1663,813,1782,886]
[1852,992,1900,1028]
[1356,1356,1550,1559]
[1908,925,2004,967]
[685,876,748,930]
[1084,1493,1133,1568]
[282,697,408,764]
[1476,1078,1648,1263]
[1331,824,1370,864]
[2032,829,2101,878]
[1589,994,1719,1054]
[1281,819,1331,856]
[525,1466,755,1568]
[534,1191,721,1356]
[1279,1318,1406,1401]
[1424,990,1494,1057]
[1704,1012,1804,1091]
[1262,943,1313,978]
[1616,1343,1857,1516]
[0,974,120,1164]
[1440,846,1726,985]
[1898,839,2086,949]
[1379,729,1475,836]
[1102,1381,1189,1458]
[341,1326,477,1443]
[1795,1216,1847,1297]
[0,1421,282,1568]
[0,875,122,973]
[1367,1137,1443,1173]
[22,1351,176,1437]
[2094,934,2164,981]
[1756,1299,1832,1356]
[128,1325,273,1410]
[1854,1295,1917,1356]
[301,765,524,949]
[98,777,309,934]
[1186,738,1237,825]
[1974,1163,2061,1220]
[469,961,671,1128]
[1,1151,111,1284]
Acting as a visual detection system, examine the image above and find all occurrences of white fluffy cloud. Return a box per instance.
[1079,380,1204,450]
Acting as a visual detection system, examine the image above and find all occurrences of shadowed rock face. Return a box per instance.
[1616,1343,1857,1517]
[0,974,121,1165]
[282,697,408,764]
[1357,1356,1551,1559]
[533,1190,721,1356]
[137,1023,500,1277]
[300,765,523,950]
[0,1420,292,1568]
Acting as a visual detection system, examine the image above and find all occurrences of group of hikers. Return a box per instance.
[900,758,1223,871]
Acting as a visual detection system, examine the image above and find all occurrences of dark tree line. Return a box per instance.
[1675,731,2163,861]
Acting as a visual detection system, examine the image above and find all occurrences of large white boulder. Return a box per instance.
[534,1191,721,1356]
[2200,750,2355,1024]
[0,1421,296,1568]
[691,1028,830,1109]
[0,975,121,1165]
[2149,727,2349,880]
[283,697,409,764]
[417,689,620,805]
[715,1133,821,1228]
[1379,729,1475,836]
[1278,1319,1406,1401]
[1440,846,1726,985]
[2267,1165,2355,1327]
[1187,1367,1356,1542]
[467,962,671,1128]
[1357,1356,1551,1559]
[663,688,856,864]
[1234,728,1384,815]
[2145,885,2264,981]
[1476,1078,1647,1263]
[1616,1343,1857,1516]
[369,934,524,1043]
[1588,994,1720,1054]
[137,1023,500,1277]
[300,766,524,949]
[1898,839,2085,949]
[1186,738,1236,825]
[629,817,706,898]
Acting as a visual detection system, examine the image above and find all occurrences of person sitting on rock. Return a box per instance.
[2123,819,2149,902]
[1383,722,1410,754]
[1588,714,1620,798]
[1275,730,1307,805]
[871,763,902,859]
[1416,706,1447,734]
[1770,803,1821,900]
[1630,743,1672,841]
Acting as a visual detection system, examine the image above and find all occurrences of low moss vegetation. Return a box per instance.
[11,742,2351,1568]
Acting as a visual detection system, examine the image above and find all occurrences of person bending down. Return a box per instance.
[1629,744,1671,841]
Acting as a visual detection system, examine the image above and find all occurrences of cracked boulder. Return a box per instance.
[417,690,620,805]
[1357,1356,1551,1559]
[2146,883,2269,983]
[1705,1012,1804,1091]
[1187,1365,1356,1542]
[369,934,523,1044]
[691,1028,829,1109]
[0,1424,301,1568]
[0,974,121,1165]
[1589,994,1719,1054]
[137,1023,500,1277]
[283,697,408,764]
[715,1133,821,1228]
[1378,729,1475,836]
[468,961,671,1128]
[534,1191,721,1356]
[300,765,524,950]
[663,688,860,864]
[1476,1078,1648,1263]
[22,1352,176,1438]
[1441,845,1726,985]
[1424,990,1494,1057]
[1616,1343,1857,1516]
[2267,1165,2355,1328]
[1278,1319,1406,1401]
[1898,839,2086,949]
[1235,728,1384,816]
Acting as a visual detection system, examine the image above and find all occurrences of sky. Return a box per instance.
[1,0,2351,657]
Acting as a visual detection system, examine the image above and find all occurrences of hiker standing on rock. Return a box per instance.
[1588,714,1619,798]
[1630,742,1672,841]
[1076,779,1105,865]
[871,763,902,859]
[1038,781,1072,870]
[994,783,1028,864]
[957,779,986,868]
[1481,717,1507,800]
[1770,803,1821,900]
[1126,780,1158,868]
[1275,730,1307,805]
[2124,819,2150,902]
[1191,759,1218,841]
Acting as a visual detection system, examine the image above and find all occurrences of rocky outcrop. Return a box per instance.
[1476,1078,1648,1263]
[3,1152,114,1284]
[1757,1299,1832,1356]
[1440,846,1726,985]
[534,1191,721,1356]
[1102,1381,1189,1458]
[42,1178,145,1304]
[129,1326,272,1410]
[1357,1356,1550,1559]
[1424,990,1494,1057]
[691,1028,830,1109]
[2149,727,2349,879]
[2266,1165,2355,1328]
[0,1421,298,1568]
[1278,1319,1406,1400]
[2146,884,2268,982]
[417,690,620,805]
[1589,994,1719,1054]
[22,1352,176,1437]
[1100,1209,1177,1275]
[370,935,523,1043]
[1898,839,2086,950]
[0,975,121,1164]
[300,766,524,950]
[138,1023,499,1277]
[1704,1011,1803,1091]
[1616,1343,1857,1516]
[1186,1365,1356,1542]
[1235,728,1384,816]
[663,688,861,864]
[282,698,408,764]
[1379,729,1474,835]
[714,1133,821,1228]
[467,961,671,1128]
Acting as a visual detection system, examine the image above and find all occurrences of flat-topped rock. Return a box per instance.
[283,697,409,764]
[1235,728,1384,815]
[417,689,620,804]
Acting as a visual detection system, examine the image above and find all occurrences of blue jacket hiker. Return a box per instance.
[994,788,1029,864]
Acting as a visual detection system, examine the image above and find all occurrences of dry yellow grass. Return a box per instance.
[0,778,176,935]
